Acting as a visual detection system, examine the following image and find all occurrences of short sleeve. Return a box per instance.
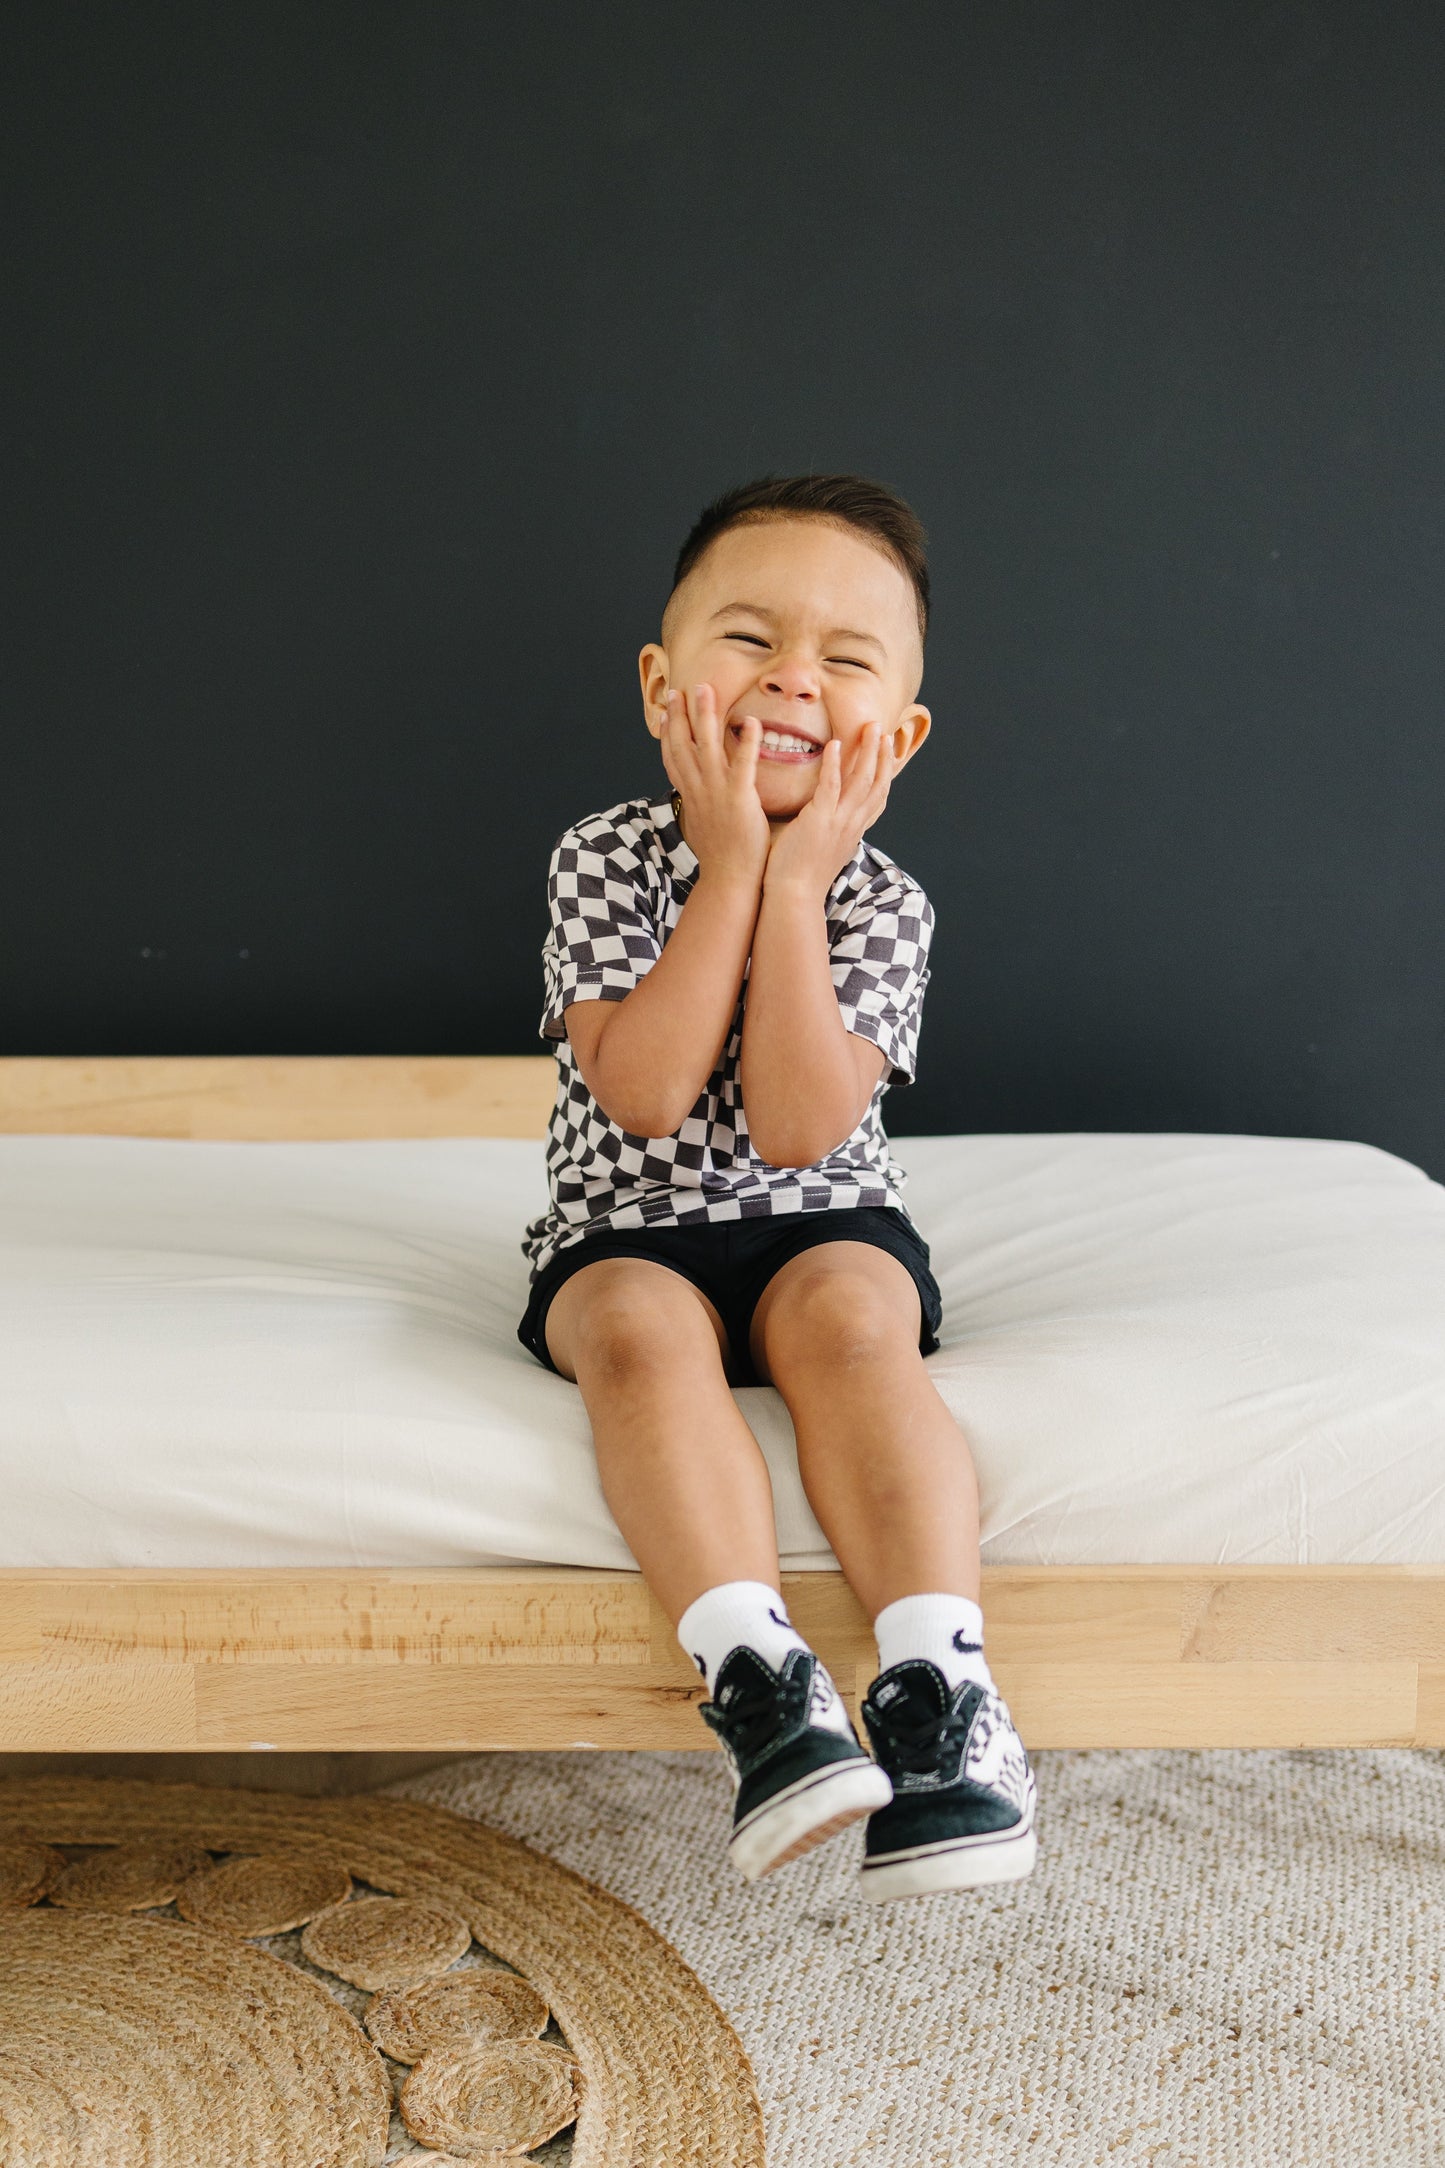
[829,874,934,1089]
[539,825,663,1043]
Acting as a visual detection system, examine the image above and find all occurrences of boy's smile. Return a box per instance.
[640,515,931,833]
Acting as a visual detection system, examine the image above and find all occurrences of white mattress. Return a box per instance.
[1,1132,1441,1570]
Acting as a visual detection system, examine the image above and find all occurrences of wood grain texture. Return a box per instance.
[1,1567,1441,1750]
[0,1569,652,1668]
[0,1054,556,1138]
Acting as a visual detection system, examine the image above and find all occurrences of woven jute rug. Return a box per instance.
[0,1774,762,2166]
[390,1744,1445,2168]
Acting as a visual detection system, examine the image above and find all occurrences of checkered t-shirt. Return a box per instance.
[521,793,935,1282]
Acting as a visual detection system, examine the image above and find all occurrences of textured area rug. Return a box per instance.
[390,1746,1445,2168]
[0,1776,762,2166]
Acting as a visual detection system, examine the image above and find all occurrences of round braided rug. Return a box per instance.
[0,1775,764,2168]
[0,1909,390,2166]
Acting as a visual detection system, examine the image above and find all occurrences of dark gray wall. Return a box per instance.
[5,3,1443,1176]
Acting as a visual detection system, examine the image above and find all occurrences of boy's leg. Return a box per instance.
[543,1254,779,1619]
[748,1241,1038,1898]
[746,1240,981,1616]
[544,1254,893,1875]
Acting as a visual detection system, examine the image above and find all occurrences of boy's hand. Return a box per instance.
[660,683,771,890]
[763,723,896,895]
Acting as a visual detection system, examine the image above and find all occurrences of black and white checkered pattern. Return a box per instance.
[521,794,935,1282]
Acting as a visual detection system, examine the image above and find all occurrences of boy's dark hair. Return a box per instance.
[667,472,929,643]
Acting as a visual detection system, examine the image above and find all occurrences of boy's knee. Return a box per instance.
[580,1283,721,1376]
[769,1275,914,1369]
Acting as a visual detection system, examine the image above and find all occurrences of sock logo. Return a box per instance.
[952,1630,984,1653]
[692,1653,708,1682]
[768,1607,793,1631]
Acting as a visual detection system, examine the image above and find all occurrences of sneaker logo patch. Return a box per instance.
[964,1697,1030,1806]
[952,1631,984,1653]
[807,1663,853,1739]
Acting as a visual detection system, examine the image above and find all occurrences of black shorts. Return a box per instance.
[517,1205,943,1387]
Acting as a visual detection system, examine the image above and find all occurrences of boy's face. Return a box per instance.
[638,515,931,832]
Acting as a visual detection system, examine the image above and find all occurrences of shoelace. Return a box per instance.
[873,1699,975,1777]
[715,1664,812,1762]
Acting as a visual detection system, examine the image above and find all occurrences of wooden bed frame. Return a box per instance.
[1,1055,1441,1755]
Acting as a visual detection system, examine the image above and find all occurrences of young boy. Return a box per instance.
[517,473,1036,1902]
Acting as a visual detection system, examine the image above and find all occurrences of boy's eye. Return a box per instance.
[724,633,768,647]
[829,656,871,669]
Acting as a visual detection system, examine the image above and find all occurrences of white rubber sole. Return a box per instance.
[858,1794,1039,1904]
[729,1758,895,1883]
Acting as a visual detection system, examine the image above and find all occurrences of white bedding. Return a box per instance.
[0,1132,1441,1570]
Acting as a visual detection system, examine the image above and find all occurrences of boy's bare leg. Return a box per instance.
[745,1246,1038,1900]
[547,1252,898,1881]
[544,1257,781,1622]
[748,1243,982,1618]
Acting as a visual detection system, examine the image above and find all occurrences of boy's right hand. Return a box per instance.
[660,683,771,890]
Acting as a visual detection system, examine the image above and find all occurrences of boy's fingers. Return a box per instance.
[664,693,702,789]
[845,727,892,820]
[826,738,845,796]
[692,683,735,780]
[870,740,896,821]
[692,682,721,745]
[838,726,875,802]
[732,715,762,773]
[867,732,893,810]
[728,725,762,800]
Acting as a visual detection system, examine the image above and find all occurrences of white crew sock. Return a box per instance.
[873,1592,995,1695]
[677,1580,813,1693]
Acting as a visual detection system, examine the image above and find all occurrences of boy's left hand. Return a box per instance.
[763,723,896,895]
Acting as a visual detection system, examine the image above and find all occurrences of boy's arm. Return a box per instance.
[567,868,762,1138]
[739,878,888,1168]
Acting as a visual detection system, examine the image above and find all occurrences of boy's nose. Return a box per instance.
[760,656,821,700]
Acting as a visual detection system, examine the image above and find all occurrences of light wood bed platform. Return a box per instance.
[1,1055,1441,1757]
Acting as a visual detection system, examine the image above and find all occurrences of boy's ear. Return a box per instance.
[639,644,670,739]
[889,704,931,769]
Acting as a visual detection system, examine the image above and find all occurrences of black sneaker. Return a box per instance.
[858,1660,1038,1902]
[699,1646,894,1881]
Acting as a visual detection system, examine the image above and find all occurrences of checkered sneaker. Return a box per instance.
[700,1646,894,1882]
[859,1660,1039,1902]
